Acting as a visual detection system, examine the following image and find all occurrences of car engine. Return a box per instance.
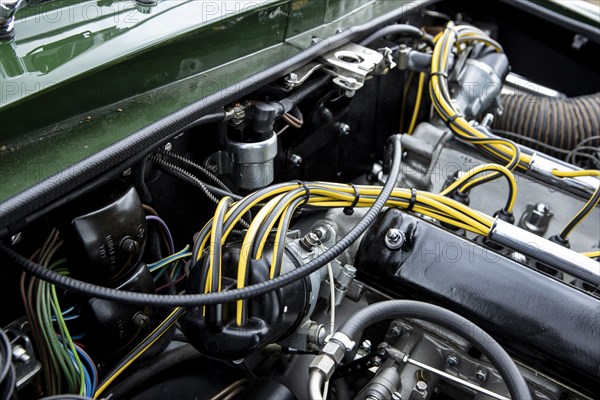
[1,1,599,400]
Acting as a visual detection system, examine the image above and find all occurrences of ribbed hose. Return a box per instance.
[0,136,402,308]
[336,300,532,400]
[494,92,600,156]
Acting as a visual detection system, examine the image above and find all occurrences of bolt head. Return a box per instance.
[385,229,405,250]
[288,72,299,82]
[10,232,22,245]
[338,123,351,136]
[12,345,31,363]
[390,326,402,337]
[446,354,460,367]
[475,368,488,382]
[361,340,372,350]
[416,381,428,392]
[289,154,303,167]
[163,142,173,152]
[392,392,402,400]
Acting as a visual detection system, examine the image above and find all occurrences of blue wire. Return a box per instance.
[75,345,98,394]
[68,349,92,396]
[147,245,191,268]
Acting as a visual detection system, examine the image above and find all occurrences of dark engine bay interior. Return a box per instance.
[1,1,599,400]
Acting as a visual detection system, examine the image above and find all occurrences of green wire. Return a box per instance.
[51,284,85,395]
[38,280,76,393]
[35,279,61,394]
[48,259,85,396]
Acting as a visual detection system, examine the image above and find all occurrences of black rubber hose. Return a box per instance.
[0,136,402,307]
[337,300,532,400]
[0,1,435,231]
[359,24,435,48]
[287,75,332,105]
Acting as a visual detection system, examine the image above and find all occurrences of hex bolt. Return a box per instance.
[361,340,372,352]
[475,368,488,382]
[390,326,402,337]
[163,142,173,152]
[12,345,31,363]
[446,354,460,367]
[392,392,402,400]
[300,232,320,250]
[288,72,299,82]
[416,381,428,392]
[289,154,303,168]
[122,168,132,177]
[385,228,405,250]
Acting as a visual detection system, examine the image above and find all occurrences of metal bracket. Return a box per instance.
[320,43,385,97]
[285,43,394,97]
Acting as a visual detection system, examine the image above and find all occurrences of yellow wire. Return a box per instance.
[193,181,496,326]
[93,308,182,399]
[440,164,518,211]
[551,169,600,238]
[408,72,426,134]
[429,25,532,170]
[206,197,232,293]
[582,251,600,258]
[551,170,600,178]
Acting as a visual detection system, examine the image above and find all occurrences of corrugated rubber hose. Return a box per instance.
[494,92,600,154]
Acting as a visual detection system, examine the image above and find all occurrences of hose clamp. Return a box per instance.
[330,332,356,352]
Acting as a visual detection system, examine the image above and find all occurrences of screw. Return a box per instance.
[12,345,31,363]
[337,123,351,136]
[120,237,139,254]
[122,168,132,177]
[385,228,405,250]
[311,37,320,45]
[163,142,173,152]
[446,354,460,367]
[416,381,428,392]
[392,392,402,400]
[289,154,303,168]
[132,312,150,329]
[10,232,22,245]
[390,326,402,337]
[475,368,488,382]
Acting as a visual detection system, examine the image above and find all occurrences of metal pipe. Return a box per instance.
[0,0,25,39]
[489,218,600,287]
[308,371,324,400]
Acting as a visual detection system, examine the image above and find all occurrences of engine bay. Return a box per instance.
[1,1,599,399]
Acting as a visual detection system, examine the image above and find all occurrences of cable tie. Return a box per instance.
[448,114,463,123]
[430,71,448,78]
[407,188,418,211]
[344,184,361,216]
[295,180,311,211]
